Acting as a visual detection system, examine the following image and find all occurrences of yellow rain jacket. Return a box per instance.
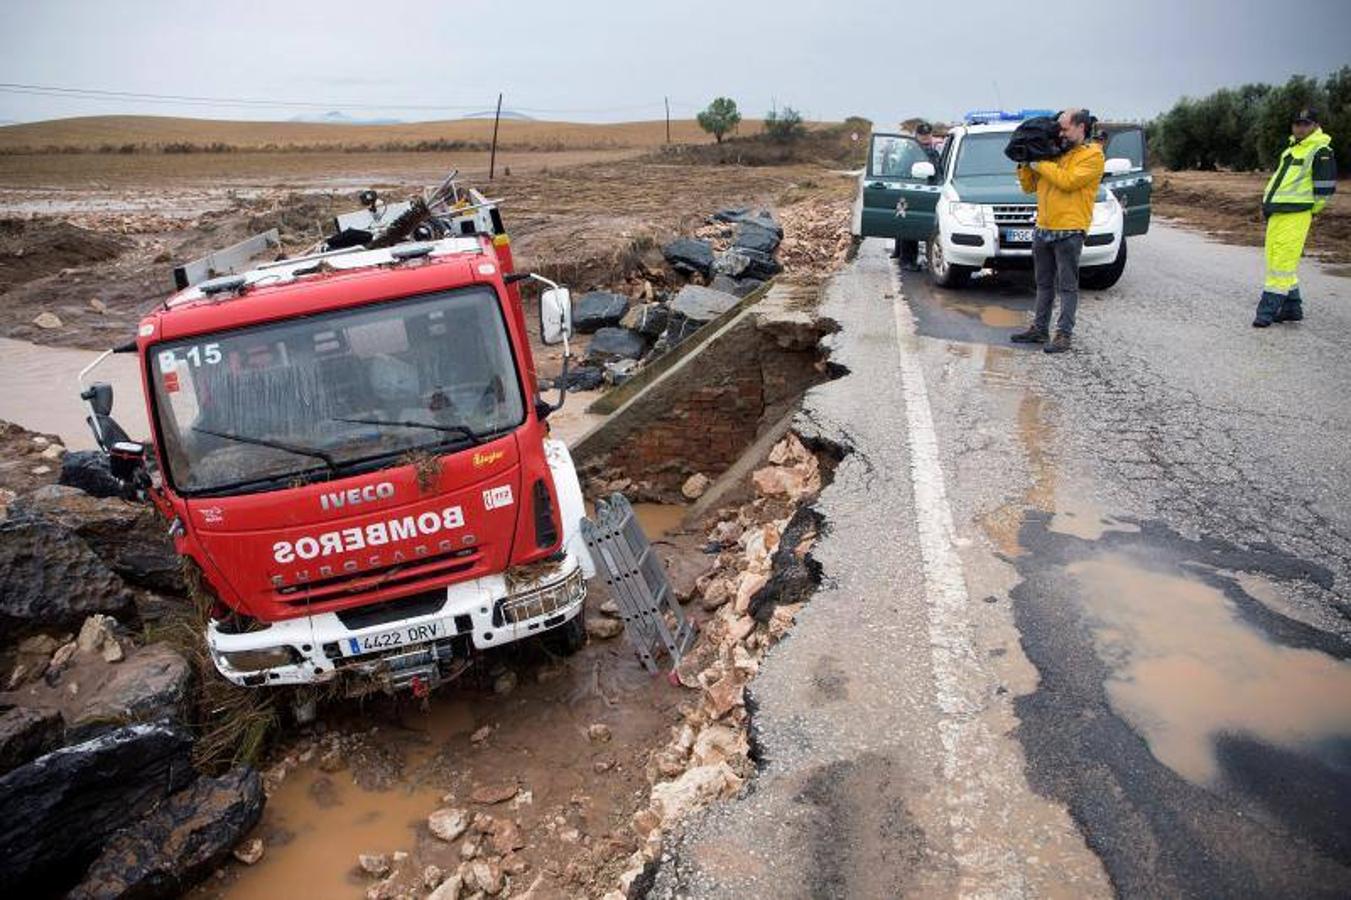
[1017,143,1106,230]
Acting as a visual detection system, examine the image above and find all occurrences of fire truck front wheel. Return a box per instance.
[544,614,586,656]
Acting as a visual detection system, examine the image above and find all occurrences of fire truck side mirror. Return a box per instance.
[540,288,572,346]
[82,382,115,417]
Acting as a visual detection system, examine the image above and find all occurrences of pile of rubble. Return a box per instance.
[776,196,855,281]
[553,207,787,393]
[0,424,262,900]
[605,431,824,897]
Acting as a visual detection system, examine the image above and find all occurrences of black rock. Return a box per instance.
[69,767,266,900]
[712,207,782,237]
[662,238,714,276]
[586,327,648,362]
[664,285,740,346]
[712,247,782,281]
[627,303,671,339]
[733,222,781,254]
[572,291,630,334]
[710,274,766,298]
[59,451,124,499]
[0,721,195,897]
[558,365,605,392]
[749,506,824,622]
[64,643,195,744]
[0,706,64,776]
[13,485,183,594]
[0,515,136,639]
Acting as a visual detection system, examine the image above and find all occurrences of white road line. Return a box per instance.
[889,271,1027,898]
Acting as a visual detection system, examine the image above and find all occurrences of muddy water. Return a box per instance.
[1069,554,1351,785]
[0,337,147,448]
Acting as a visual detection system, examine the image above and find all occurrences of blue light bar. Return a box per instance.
[963,108,1057,125]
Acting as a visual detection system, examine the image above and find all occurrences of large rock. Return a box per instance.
[0,706,64,775]
[586,327,647,362]
[712,247,782,281]
[623,302,670,340]
[712,207,783,237]
[572,291,630,334]
[733,222,781,254]
[68,767,265,900]
[63,642,194,743]
[557,365,605,393]
[0,721,195,897]
[13,485,183,594]
[709,274,765,298]
[661,238,714,276]
[665,285,740,346]
[0,515,136,638]
[59,451,125,499]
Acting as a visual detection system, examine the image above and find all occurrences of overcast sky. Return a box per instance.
[1,0,1347,126]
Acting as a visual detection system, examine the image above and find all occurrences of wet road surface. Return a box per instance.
[652,224,1351,896]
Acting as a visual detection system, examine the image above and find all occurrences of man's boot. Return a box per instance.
[1043,332,1072,354]
[1252,291,1282,327]
[1274,288,1304,322]
[1010,327,1048,343]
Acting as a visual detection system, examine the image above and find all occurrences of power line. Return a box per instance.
[0,81,684,117]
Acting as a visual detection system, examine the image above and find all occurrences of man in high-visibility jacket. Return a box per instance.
[1253,107,1338,327]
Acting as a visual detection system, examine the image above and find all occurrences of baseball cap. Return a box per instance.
[1292,107,1319,124]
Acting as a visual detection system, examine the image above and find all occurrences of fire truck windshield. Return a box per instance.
[150,285,525,495]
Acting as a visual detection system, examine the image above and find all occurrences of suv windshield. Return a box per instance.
[151,285,525,495]
[954,133,1017,178]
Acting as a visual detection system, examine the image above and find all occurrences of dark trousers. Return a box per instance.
[1032,232,1084,336]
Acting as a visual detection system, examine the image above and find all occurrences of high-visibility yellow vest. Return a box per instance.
[1263,127,1337,216]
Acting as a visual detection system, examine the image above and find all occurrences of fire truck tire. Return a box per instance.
[544,614,586,656]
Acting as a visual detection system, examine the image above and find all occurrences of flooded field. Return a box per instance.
[0,336,147,448]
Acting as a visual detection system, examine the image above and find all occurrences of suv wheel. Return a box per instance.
[928,231,972,288]
[1080,238,1127,290]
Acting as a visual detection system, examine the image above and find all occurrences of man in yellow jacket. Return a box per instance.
[1253,107,1337,327]
[1010,109,1105,353]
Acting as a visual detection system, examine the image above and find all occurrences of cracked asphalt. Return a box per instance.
[649,224,1351,897]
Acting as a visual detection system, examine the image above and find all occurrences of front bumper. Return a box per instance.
[940,224,1121,269]
[207,550,587,689]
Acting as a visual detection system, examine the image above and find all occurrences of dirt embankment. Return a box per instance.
[1153,170,1351,266]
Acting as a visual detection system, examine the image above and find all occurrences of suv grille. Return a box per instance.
[992,204,1037,226]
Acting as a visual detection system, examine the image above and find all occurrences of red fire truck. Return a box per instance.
[78,178,593,694]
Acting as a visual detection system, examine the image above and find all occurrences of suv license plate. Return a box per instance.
[342,618,450,657]
[1003,227,1034,244]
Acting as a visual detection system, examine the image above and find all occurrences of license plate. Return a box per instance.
[1003,228,1034,244]
[341,618,450,657]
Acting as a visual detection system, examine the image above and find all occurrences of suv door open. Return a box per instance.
[1103,126,1152,236]
[856,133,942,244]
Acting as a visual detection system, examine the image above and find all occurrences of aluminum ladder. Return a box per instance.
[580,494,697,673]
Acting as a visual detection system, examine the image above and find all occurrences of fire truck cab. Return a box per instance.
[80,189,593,695]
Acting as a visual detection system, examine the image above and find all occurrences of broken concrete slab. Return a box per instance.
[586,327,648,362]
[662,238,714,277]
[573,291,630,334]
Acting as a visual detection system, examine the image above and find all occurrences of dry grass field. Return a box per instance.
[0,115,779,153]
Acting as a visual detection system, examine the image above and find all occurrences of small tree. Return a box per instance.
[697,98,741,144]
[764,106,806,143]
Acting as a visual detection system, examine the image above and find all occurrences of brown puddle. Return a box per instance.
[585,499,688,538]
[944,299,1026,328]
[1068,555,1351,785]
[0,336,147,448]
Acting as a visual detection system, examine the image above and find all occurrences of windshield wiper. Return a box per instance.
[192,426,338,472]
[330,416,482,447]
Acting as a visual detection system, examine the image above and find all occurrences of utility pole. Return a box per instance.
[489,92,503,181]
[665,96,671,144]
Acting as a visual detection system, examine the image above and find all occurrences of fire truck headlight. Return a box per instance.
[221,646,300,672]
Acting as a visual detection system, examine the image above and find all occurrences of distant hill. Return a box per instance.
[288,111,404,126]
[461,109,535,121]
[0,114,740,152]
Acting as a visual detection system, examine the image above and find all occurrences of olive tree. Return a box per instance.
[697,98,741,144]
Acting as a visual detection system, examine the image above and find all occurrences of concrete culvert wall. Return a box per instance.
[573,284,838,500]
